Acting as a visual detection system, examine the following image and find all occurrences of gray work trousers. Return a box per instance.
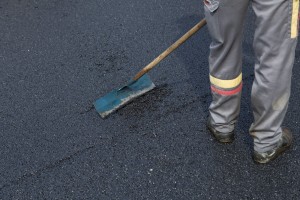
[204,0,299,152]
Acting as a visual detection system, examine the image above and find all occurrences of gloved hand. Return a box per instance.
[204,0,219,12]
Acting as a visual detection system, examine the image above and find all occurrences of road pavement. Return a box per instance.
[1,0,300,199]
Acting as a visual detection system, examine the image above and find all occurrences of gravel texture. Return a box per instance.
[0,0,300,199]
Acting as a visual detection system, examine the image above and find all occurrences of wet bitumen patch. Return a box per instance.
[116,84,172,117]
[115,82,211,122]
[89,50,128,75]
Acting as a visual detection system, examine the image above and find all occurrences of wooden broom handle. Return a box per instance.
[133,19,207,81]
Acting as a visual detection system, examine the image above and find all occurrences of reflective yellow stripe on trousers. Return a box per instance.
[291,0,299,38]
[210,73,242,89]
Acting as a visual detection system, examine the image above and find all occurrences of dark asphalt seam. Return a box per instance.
[0,144,99,191]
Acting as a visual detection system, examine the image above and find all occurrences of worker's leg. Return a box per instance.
[204,0,249,133]
[250,0,299,152]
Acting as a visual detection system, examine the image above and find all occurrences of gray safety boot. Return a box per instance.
[253,128,293,164]
[206,119,234,143]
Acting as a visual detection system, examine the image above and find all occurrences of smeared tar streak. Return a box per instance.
[116,84,172,116]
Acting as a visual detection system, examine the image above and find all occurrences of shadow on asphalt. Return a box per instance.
[174,14,212,118]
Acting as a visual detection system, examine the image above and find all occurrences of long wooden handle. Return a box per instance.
[133,18,207,81]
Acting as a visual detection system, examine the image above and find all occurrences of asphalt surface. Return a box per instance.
[1,0,300,199]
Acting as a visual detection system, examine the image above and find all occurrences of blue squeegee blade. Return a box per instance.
[94,75,155,118]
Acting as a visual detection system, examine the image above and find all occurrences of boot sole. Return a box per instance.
[206,125,234,143]
[253,129,293,164]
[253,145,291,164]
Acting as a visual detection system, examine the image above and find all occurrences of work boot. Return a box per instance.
[206,119,234,143]
[253,128,293,164]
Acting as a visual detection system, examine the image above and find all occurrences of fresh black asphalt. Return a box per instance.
[1,0,300,199]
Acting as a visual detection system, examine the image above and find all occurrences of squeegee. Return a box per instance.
[94,19,207,118]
